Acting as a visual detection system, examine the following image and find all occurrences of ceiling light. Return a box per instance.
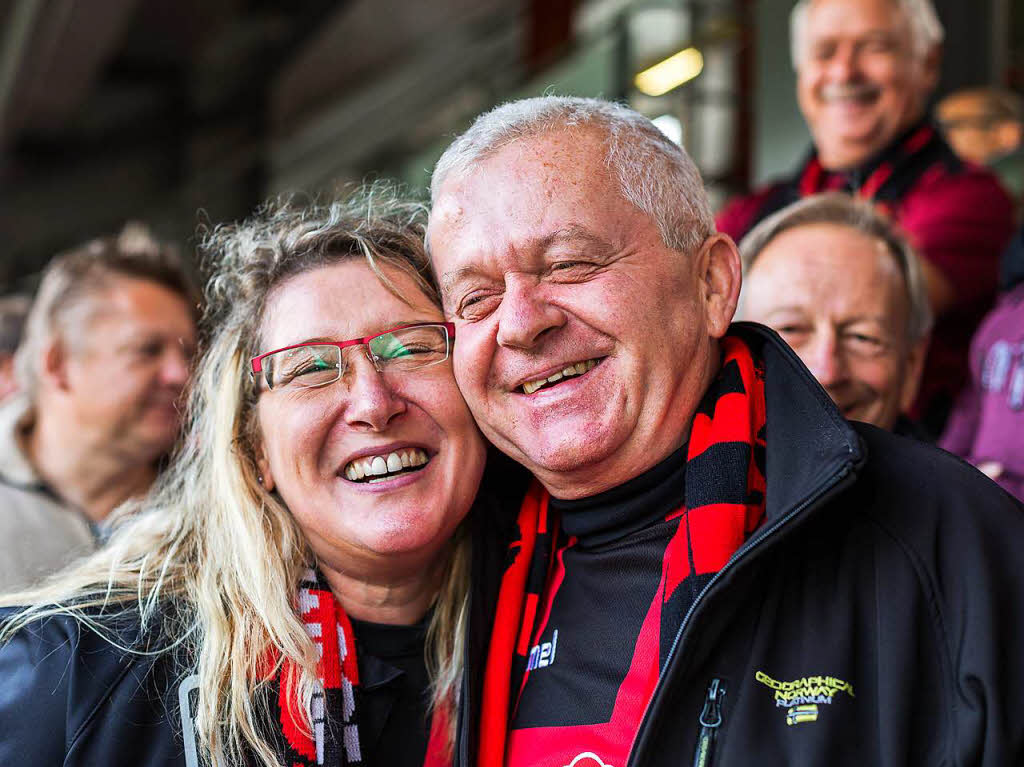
[634,47,703,97]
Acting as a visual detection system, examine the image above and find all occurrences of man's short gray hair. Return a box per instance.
[14,224,197,400]
[790,0,945,68]
[430,96,715,254]
[738,193,932,343]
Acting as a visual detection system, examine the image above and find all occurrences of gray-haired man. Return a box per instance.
[428,95,1024,767]
[0,228,197,592]
[718,0,1015,436]
[739,192,932,434]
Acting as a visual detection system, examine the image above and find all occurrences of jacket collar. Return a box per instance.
[0,395,41,488]
[728,322,864,525]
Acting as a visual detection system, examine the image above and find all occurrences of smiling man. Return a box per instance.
[739,193,932,433]
[428,96,1024,767]
[0,226,197,592]
[717,0,1014,436]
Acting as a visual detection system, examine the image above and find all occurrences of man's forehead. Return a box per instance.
[806,0,908,35]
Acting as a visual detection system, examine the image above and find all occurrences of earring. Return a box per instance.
[257,474,264,485]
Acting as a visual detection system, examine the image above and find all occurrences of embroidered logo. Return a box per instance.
[526,628,559,671]
[755,670,854,726]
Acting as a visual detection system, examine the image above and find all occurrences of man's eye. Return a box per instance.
[458,293,500,319]
[812,42,837,61]
[777,325,809,337]
[136,342,163,359]
[862,37,895,54]
[845,333,886,353]
[548,260,595,280]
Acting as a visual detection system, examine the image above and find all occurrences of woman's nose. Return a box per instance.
[341,350,407,430]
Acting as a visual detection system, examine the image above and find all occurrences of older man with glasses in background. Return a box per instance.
[717,0,1015,438]
[0,226,197,592]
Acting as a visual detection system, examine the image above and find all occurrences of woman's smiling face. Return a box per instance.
[254,258,486,575]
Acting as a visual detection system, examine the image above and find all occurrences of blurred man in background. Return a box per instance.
[739,193,931,435]
[0,295,31,403]
[0,225,197,592]
[938,86,1024,202]
[717,0,1015,437]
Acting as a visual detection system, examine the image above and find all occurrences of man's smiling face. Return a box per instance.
[428,127,725,499]
[796,0,938,170]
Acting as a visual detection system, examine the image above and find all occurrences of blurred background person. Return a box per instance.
[938,86,1024,202]
[739,193,932,435]
[0,191,494,766]
[0,295,31,402]
[717,0,1015,437]
[0,225,197,592]
[940,226,1024,500]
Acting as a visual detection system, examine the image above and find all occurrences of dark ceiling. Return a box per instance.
[0,0,545,288]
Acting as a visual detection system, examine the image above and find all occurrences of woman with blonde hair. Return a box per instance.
[0,187,503,766]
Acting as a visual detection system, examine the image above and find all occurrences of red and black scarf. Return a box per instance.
[796,121,942,215]
[747,120,952,231]
[478,335,767,767]
[273,568,451,767]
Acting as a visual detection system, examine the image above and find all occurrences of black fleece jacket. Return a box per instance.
[455,323,1024,767]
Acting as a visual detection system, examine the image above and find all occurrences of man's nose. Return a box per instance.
[826,42,861,82]
[805,330,847,389]
[160,344,192,388]
[495,275,566,350]
[342,351,407,431]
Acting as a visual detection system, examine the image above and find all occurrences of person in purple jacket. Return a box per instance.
[940,231,1024,500]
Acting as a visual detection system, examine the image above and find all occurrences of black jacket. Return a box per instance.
[0,606,195,766]
[0,459,526,767]
[456,323,1024,767]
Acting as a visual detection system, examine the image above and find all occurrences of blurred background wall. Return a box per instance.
[1,0,1020,289]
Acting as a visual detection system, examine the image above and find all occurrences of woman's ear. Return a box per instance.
[254,443,276,492]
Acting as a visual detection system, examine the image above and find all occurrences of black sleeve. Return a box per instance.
[857,428,1024,766]
[0,613,75,763]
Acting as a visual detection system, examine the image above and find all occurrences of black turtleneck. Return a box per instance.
[508,445,709,733]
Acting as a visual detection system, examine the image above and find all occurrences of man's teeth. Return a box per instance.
[522,359,598,395]
[344,449,429,482]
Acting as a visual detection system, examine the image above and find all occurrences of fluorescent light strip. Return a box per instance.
[634,47,704,97]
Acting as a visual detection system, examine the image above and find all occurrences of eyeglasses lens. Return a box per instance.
[370,325,450,371]
[266,345,341,389]
[264,325,449,390]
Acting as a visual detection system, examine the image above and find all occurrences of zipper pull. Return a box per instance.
[692,678,726,767]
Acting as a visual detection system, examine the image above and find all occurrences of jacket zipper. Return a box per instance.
[626,461,857,766]
[692,678,726,767]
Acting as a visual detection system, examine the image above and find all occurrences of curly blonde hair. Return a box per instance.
[0,184,469,765]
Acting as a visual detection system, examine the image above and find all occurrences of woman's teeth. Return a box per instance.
[522,359,598,395]
[345,449,429,483]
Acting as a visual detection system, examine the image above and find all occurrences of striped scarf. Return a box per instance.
[478,335,767,767]
[273,568,450,767]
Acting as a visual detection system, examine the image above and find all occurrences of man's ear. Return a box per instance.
[41,339,70,392]
[697,233,743,339]
[899,335,930,413]
[919,44,941,97]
